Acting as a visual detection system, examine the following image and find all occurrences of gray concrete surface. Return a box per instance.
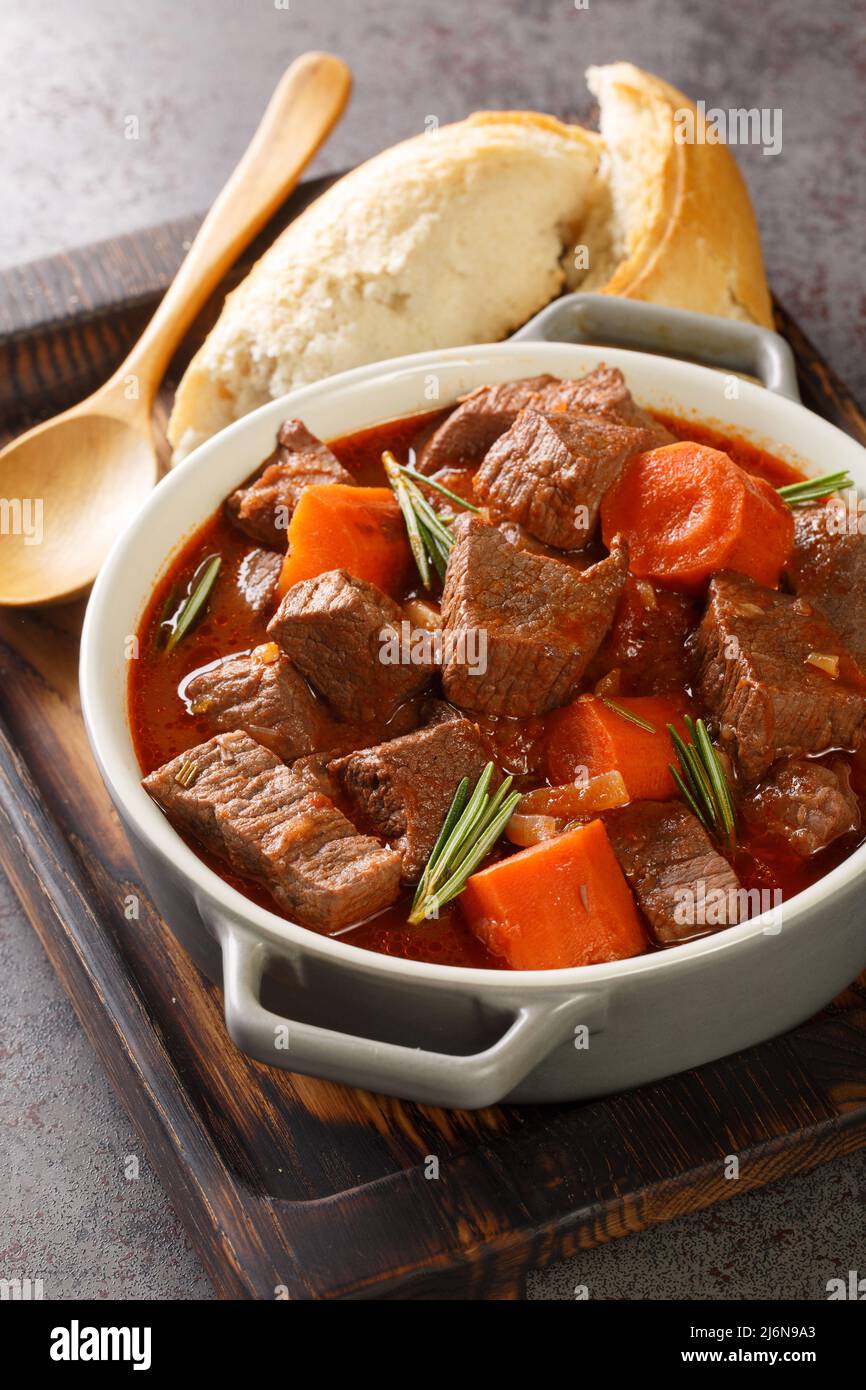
[0,873,211,1300]
[1,0,865,1301]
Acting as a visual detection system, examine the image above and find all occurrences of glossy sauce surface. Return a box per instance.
[129,409,866,968]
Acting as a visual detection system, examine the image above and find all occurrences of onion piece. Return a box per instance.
[593,669,622,698]
[635,578,658,611]
[504,814,559,847]
[516,771,630,818]
[252,641,281,665]
[403,597,442,631]
[805,651,839,679]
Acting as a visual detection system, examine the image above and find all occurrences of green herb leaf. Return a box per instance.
[598,696,656,733]
[668,716,737,848]
[385,456,431,589]
[413,775,469,911]
[399,463,482,513]
[694,717,737,846]
[163,554,222,654]
[409,761,521,923]
[777,471,852,506]
[383,450,478,588]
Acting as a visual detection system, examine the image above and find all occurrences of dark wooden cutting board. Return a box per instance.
[2,174,865,1300]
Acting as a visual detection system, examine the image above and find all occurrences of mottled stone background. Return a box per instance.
[1,0,864,1300]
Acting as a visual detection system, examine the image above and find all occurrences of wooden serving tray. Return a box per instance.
[2,175,866,1300]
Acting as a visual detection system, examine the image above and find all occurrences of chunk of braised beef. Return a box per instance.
[440,515,627,717]
[226,419,352,548]
[473,407,648,549]
[288,751,342,802]
[182,646,324,762]
[419,697,464,727]
[586,574,699,695]
[694,571,866,782]
[740,757,860,857]
[267,569,433,723]
[605,801,743,944]
[142,731,401,930]
[415,376,556,472]
[279,694,441,776]
[785,500,866,670]
[541,365,675,447]
[236,548,282,616]
[329,718,491,881]
[495,520,603,567]
[285,710,432,807]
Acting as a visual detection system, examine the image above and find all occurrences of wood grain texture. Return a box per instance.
[0,173,339,426]
[0,186,865,1298]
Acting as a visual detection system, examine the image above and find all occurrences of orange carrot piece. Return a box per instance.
[461,819,647,970]
[600,441,794,593]
[277,485,414,599]
[544,693,688,801]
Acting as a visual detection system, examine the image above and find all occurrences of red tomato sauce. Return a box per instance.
[128,408,865,968]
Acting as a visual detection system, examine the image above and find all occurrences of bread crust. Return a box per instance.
[168,66,773,461]
[585,63,773,327]
[168,111,602,459]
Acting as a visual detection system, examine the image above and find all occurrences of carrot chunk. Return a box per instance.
[544,693,688,801]
[462,819,647,969]
[600,441,794,592]
[277,485,413,599]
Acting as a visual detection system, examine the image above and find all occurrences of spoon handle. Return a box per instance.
[110,51,351,399]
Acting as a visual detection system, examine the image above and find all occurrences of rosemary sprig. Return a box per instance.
[163,553,222,654]
[409,761,521,923]
[777,471,852,506]
[158,583,180,628]
[668,715,737,848]
[398,463,481,514]
[382,450,477,588]
[598,696,656,733]
[387,460,432,588]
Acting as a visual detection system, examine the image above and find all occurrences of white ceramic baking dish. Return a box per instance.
[80,296,866,1107]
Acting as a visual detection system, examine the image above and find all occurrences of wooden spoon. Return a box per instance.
[0,51,351,607]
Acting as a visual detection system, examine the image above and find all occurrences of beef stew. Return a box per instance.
[130,368,866,971]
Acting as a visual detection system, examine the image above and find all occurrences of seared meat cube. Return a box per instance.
[330,718,491,881]
[606,801,743,944]
[495,521,603,569]
[227,419,352,548]
[142,731,401,930]
[496,519,570,559]
[474,407,649,549]
[182,646,324,762]
[415,376,556,472]
[268,569,433,723]
[288,751,342,801]
[785,501,866,670]
[420,697,464,727]
[694,571,866,782]
[440,515,627,717]
[236,548,282,616]
[541,365,675,447]
[285,697,453,803]
[741,757,860,857]
[586,574,699,695]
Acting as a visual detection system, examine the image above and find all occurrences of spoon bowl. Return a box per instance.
[0,410,158,606]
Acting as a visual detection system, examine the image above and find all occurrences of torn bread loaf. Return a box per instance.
[576,63,773,323]
[169,64,772,462]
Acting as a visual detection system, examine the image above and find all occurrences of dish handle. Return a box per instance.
[512,291,801,401]
[210,910,608,1109]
